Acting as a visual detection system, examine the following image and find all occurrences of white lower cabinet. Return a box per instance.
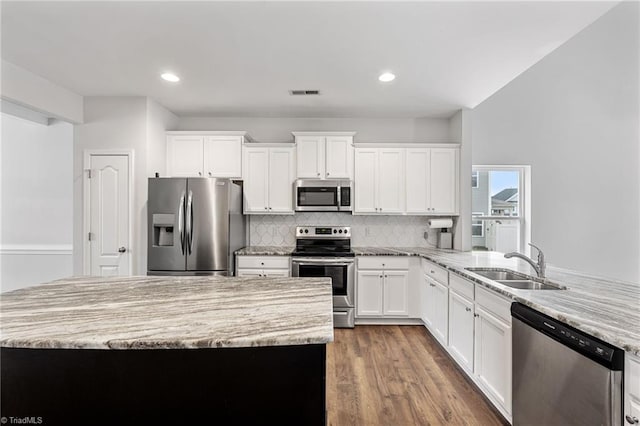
[235,256,290,277]
[356,258,409,318]
[356,270,384,316]
[626,353,640,425]
[448,289,475,372]
[420,269,512,422]
[474,287,512,419]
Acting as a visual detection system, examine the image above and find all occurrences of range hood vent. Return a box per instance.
[289,90,321,96]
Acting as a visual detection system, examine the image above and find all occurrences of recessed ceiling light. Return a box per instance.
[378,72,395,82]
[161,72,180,83]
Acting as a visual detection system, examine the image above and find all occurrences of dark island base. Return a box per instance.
[1,344,326,425]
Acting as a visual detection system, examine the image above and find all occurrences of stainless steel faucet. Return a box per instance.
[504,243,546,278]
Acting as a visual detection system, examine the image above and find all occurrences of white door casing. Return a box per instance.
[84,152,132,276]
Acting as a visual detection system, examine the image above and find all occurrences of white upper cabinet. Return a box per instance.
[325,136,353,179]
[405,146,459,215]
[242,144,295,214]
[354,147,404,214]
[430,148,458,214]
[377,149,405,214]
[167,136,204,177]
[203,136,242,178]
[354,149,378,213]
[166,132,249,178]
[295,136,324,178]
[293,132,355,180]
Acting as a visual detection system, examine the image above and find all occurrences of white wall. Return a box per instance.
[472,2,639,282]
[177,116,452,143]
[1,60,83,123]
[73,97,178,275]
[1,113,74,290]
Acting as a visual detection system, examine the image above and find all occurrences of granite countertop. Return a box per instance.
[236,245,640,354]
[0,276,334,350]
[235,246,295,256]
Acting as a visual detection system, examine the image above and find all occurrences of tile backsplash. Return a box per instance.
[249,213,449,247]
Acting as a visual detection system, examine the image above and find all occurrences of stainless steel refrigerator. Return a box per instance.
[147,178,246,276]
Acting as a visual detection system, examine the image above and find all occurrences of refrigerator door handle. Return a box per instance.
[178,193,186,255]
[186,190,194,254]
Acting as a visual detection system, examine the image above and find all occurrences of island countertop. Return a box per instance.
[0,275,334,350]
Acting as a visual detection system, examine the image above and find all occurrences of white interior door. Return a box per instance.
[88,154,130,276]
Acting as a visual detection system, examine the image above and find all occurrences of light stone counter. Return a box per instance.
[0,275,334,350]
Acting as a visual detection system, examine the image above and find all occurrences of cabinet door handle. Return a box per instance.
[465,307,472,312]
[430,270,435,274]
[474,313,480,318]
[626,415,639,424]
[429,283,435,287]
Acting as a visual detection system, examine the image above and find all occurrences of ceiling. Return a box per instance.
[1,1,617,118]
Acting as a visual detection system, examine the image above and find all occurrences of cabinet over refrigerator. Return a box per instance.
[147,178,246,276]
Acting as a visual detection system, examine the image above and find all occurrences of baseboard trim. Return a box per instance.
[0,245,73,255]
[355,318,423,326]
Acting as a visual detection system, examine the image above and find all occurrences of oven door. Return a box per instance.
[294,180,339,211]
[291,257,354,308]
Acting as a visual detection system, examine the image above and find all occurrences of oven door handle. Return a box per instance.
[291,258,355,264]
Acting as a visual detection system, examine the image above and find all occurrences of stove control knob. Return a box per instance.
[304,229,309,234]
[339,229,343,233]
[333,229,337,234]
[299,229,304,234]
[344,228,348,234]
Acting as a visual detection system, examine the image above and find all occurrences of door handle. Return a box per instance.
[178,193,185,255]
[186,190,193,254]
[118,247,126,253]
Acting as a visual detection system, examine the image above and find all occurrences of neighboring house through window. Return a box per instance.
[471,166,531,254]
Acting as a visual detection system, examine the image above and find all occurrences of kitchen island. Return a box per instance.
[1,276,333,425]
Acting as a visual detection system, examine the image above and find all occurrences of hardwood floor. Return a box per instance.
[326,325,508,426]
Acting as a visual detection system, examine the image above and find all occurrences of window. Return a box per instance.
[471,170,479,188]
[471,166,530,253]
[472,213,484,237]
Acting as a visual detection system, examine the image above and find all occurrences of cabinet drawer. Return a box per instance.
[449,273,474,300]
[236,256,290,269]
[358,256,409,270]
[422,259,448,285]
[475,285,512,324]
[628,353,640,399]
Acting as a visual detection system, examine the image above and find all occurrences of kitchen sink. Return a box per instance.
[495,280,562,290]
[465,268,529,281]
[465,267,566,290]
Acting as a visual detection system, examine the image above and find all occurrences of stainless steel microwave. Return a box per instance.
[294,179,353,212]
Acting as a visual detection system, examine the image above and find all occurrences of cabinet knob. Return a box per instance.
[326,172,330,176]
[198,172,202,176]
[474,313,480,318]
[317,172,320,177]
[261,262,264,266]
[429,283,435,287]
[264,207,268,210]
[379,275,383,278]
[118,247,126,253]
[269,207,272,210]
[208,172,212,177]
[465,307,472,312]
[626,415,639,424]
[430,270,435,274]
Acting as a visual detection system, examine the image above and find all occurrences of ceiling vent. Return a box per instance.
[289,90,320,96]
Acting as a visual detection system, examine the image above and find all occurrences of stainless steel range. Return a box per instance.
[291,226,355,328]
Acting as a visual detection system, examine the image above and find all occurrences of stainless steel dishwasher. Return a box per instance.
[511,303,624,426]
